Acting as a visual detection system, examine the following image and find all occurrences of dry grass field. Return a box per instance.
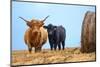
[12,47,96,66]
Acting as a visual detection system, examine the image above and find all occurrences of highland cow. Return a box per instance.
[19,16,49,53]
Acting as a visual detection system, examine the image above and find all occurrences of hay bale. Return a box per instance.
[80,11,96,53]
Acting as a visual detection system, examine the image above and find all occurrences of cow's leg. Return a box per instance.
[38,46,42,51]
[58,43,61,50]
[50,42,53,50]
[28,45,32,53]
[35,47,38,52]
[54,43,57,50]
[35,46,41,52]
[27,42,32,53]
[62,41,65,50]
[28,47,32,53]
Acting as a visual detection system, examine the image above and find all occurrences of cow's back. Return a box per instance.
[55,26,66,42]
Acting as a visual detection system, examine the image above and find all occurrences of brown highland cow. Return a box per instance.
[19,16,49,53]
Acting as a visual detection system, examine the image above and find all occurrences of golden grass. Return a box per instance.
[11,47,96,66]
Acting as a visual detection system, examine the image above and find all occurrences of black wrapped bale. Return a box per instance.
[80,11,96,53]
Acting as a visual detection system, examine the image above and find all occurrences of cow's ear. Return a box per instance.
[53,26,57,30]
[54,26,57,28]
[27,22,32,27]
[43,26,48,29]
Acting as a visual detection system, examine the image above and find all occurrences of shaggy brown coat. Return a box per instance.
[19,16,49,53]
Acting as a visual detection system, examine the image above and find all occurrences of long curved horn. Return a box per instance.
[42,15,49,22]
[19,17,29,23]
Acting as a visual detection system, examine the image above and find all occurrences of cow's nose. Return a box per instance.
[32,31,38,35]
[34,31,38,35]
[49,31,52,35]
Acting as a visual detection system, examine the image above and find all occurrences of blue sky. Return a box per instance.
[12,1,95,50]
